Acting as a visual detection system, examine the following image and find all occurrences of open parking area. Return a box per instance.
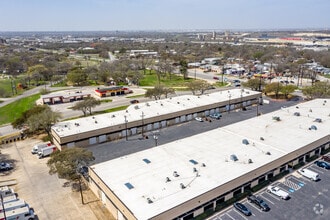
[208,155,330,220]
[0,138,113,220]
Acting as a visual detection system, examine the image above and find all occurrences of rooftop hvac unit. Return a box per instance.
[294,112,300,116]
[242,139,249,145]
[147,198,153,203]
[309,125,317,130]
[173,171,179,177]
[180,183,186,189]
[230,154,238,161]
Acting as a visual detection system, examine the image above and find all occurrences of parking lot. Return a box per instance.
[0,138,113,220]
[208,155,330,220]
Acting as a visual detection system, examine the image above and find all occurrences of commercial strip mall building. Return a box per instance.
[51,89,261,149]
[88,98,329,220]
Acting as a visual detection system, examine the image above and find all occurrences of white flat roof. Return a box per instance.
[91,99,330,220]
[52,89,259,138]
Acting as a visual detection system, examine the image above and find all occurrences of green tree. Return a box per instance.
[242,78,266,91]
[264,82,283,99]
[27,64,48,87]
[302,81,330,99]
[67,68,88,86]
[47,147,95,181]
[47,147,95,204]
[12,105,61,138]
[179,60,188,80]
[72,97,101,116]
[280,84,297,99]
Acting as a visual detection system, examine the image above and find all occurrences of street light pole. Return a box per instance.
[124,115,128,141]
[256,98,259,116]
[141,111,145,137]
[240,89,244,110]
[228,93,231,114]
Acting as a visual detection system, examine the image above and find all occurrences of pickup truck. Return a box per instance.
[267,185,290,200]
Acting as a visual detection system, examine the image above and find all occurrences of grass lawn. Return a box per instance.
[140,72,194,87]
[0,94,40,125]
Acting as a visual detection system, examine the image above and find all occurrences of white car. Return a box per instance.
[266,185,289,200]
[195,117,203,122]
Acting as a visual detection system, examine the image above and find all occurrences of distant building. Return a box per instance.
[94,86,133,97]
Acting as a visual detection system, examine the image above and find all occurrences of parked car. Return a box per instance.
[314,160,330,169]
[209,113,222,119]
[321,155,330,163]
[130,100,139,104]
[195,117,203,122]
[0,162,13,171]
[233,202,252,216]
[267,185,290,200]
[247,194,270,211]
[213,76,219,80]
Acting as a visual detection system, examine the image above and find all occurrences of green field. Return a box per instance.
[0,94,40,125]
[139,72,194,87]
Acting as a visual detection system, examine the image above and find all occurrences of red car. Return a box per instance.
[321,155,330,163]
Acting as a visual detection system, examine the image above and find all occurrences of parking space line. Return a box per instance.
[233,209,248,220]
[265,191,281,201]
[309,165,324,173]
[226,213,236,220]
[259,194,275,204]
[251,204,263,213]
[288,175,306,186]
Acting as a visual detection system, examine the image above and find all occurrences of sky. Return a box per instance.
[0,0,329,31]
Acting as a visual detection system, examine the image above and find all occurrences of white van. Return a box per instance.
[0,199,27,212]
[0,194,18,204]
[31,142,51,154]
[298,168,320,181]
[0,186,15,197]
[0,206,34,220]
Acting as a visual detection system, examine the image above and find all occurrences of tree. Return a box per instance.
[12,105,61,139]
[242,78,266,91]
[67,68,88,86]
[280,84,297,99]
[302,81,330,99]
[264,82,283,99]
[47,147,95,181]
[72,97,101,116]
[27,64,48,87]
[47,147,95,204]
[179,60,188,79]
[144,84,175,100]
[187,80,211,95]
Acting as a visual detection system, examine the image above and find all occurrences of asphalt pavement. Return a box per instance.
[88,97,303,165]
